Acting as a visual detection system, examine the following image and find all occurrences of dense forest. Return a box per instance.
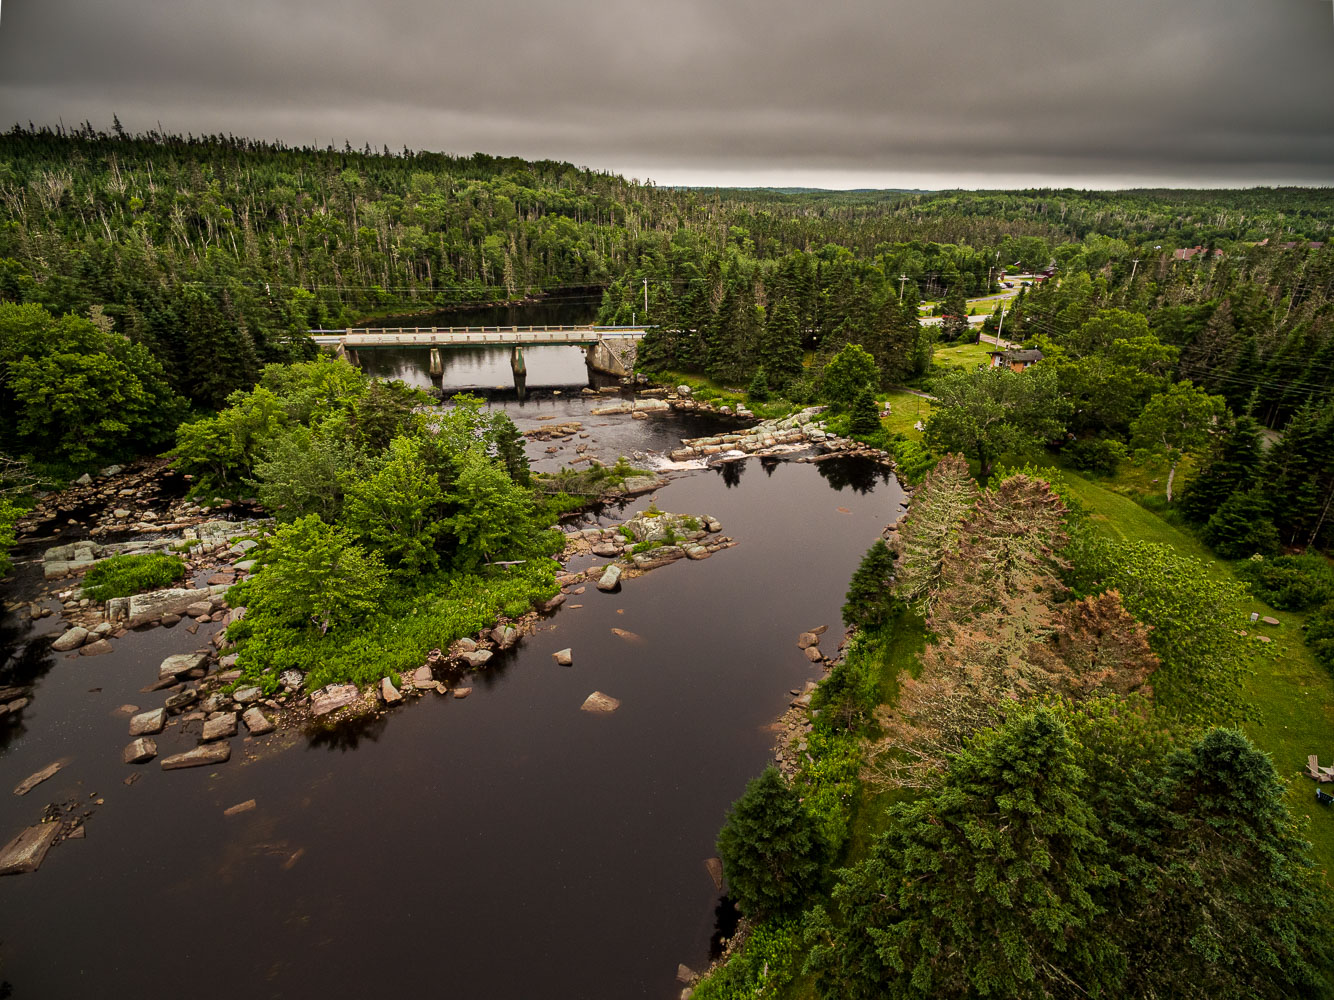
[2,127,1334,999]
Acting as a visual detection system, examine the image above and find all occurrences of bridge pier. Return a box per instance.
[510,345,526,377]
[345,348,360,368]
[429,348,443,376]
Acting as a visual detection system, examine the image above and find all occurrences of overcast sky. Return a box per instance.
[1,0,1332,189]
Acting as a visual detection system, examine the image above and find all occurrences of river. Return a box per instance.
[0,335,905,998]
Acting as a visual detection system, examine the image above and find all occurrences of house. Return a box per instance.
[988,348,1044,372]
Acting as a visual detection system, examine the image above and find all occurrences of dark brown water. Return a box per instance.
[0,415,904,999]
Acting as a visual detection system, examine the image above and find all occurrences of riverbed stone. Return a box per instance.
[233,686,261,705]
[13,760,67,796]
[311,683,361,716]
[490,625,519,650]
[202,712,237,741]
[79,639,114,656]
[596,564,622,592]
[224,799,257,816]
[159,652,209,680]
[164,688,199,712]
[803,646,825,663]
[279,669,304,690]
[161,743,231,770]
[51,626,89,652]
[380,677,403,703]
[242,707,275,735]
[123,738,157,764]
[118,586,216,627]
[459,650,493,668]
[453,687,473,699]
[0,823,62,875]
[797,632,819,649]
[411,666,435,687]
[580,691,620,713]
[129,708,166,736]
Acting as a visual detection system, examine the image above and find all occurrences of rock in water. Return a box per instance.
[158,652,208,680]
[241,707,274,735]
[596,564,622,592]
[553,648,573,666]
[51,627,88,652]
[411,665,434,687]
[201,712,237,741]
[160,743,231,770]
[796,631,819,649]
[580,691,621,713]
[13,759,68,796]
[459,650,493,668]
[123,738,157,764]
[453,687,473,699]
[79,639,114,656]
[380,677,403,704]
[0,823,62,875]
[224,799,257,816]
[129,708,166,736]
[705,857,724,891]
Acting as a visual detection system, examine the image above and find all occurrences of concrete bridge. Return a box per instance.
[309,325,648,380]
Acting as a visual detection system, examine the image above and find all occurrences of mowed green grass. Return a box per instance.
[1060,468,1334,879]
[878,389,933,441]
[932,341,993,371]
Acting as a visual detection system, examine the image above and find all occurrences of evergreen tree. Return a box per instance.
[715,766,829,920]
[940,283,970,342]
[760,298,804,388]
[849,386,880,437]
[842,539,898,629]
[489,413,531,486]
[1201,487,1280,558]
[746,367,770,402]
[1178,415,1264,524]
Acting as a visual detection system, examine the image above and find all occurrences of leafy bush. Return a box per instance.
[886,436,937,484]
[691,920,801,1000]
[1236,553,1334,611]
[1064,436,1127,475]
[1306,600,1334,672]
[82,552,186,600]
[0,497,18,576]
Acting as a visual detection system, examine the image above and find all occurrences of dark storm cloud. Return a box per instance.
[1,0,1332,187]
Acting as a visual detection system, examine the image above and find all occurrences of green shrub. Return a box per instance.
[887,436,937,484]
[691,920,801,1000]
[1236,553,1334,611]
[82,552,186,600]
[1306,600,1334,673]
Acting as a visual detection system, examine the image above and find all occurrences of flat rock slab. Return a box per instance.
[201,712,237,741]
[13,759,69,796]
[411,666,435,687]
[1261,616,1281,626]
[380,678,402,704]
[233,686,261,704]
[123,738,157,764]
[705,857,724,891]
[79,639,114,656]
[224,799,257,817]
[159,652,209,680]
[581,691,621,713]
[241,707,274,735]
[51,627,88,652]
[129,708,166,736]
[161,743,231,770]
[459,650,493,668]
[0,823,62,875]
[311,684,361,716]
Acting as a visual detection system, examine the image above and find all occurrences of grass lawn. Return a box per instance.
[1060,467,1334,879]
[878,389,932,441]
[932,341,992,371]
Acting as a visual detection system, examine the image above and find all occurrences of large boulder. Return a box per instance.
[123,738,158,764]
[129,708,166,736]
[241,707,275,735]
[310,684,361,717]
[51,627,89,652]
[112,587,216,628]
[201,713,237,741]
[596,564,622,592]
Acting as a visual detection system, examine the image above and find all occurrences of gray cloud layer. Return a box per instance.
[2,0,1332,187]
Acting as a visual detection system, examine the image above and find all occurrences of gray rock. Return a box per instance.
[160,743,231,770]
[380,677,403,703]
[311,683,361,716]
[452,637,478,653]
[411,665,435,688]
[225,606,247,625]
[51,627,89,652]
[123,738,158,764]
[596,564,623,592]
[201,712,237,741]
[99,464,123,477]
[490,625,519,649]
[129,708,166,736]
[91,622,113,637]
[580,691,621,713]
[241,707,274,735]
[553,648,573,666]
[159,652,208,680]
[278,669,304,690]
[233,686,261,705]
[164,688,199,712]
[74,473,93,486]
[183,600,212,618]
[118,587,216,628]
[459,650,493,668]
[797,632,820,649]
[0,823,62,875]
[234,559,257,572]
[803,646,825,663]
[79,639,114,656]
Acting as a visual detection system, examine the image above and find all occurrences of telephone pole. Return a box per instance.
[643,277,649,315]
[1129,258,1140,284]
[898,274,908,301]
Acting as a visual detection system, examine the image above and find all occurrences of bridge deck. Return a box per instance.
[310,325,648,348]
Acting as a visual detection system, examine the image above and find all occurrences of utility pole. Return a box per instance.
[1129,258,1140,284]
[643,277,648,316]
[996,303,1006,347]
[898,274,908,301]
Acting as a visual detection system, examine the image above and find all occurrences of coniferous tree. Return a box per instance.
[849,386,881,437]
[842,539,899,629]
[760,298,804,389]
[1201,487,1280,557]
[940,283,970,342]
[715,766,829,920]
[1178,415,1264,524]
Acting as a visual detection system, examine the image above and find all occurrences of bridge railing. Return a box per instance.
[311,325,651,336]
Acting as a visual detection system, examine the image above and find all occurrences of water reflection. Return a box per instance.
[816,457,894,494]
[719,461,746,489]
[306,712,390,751]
